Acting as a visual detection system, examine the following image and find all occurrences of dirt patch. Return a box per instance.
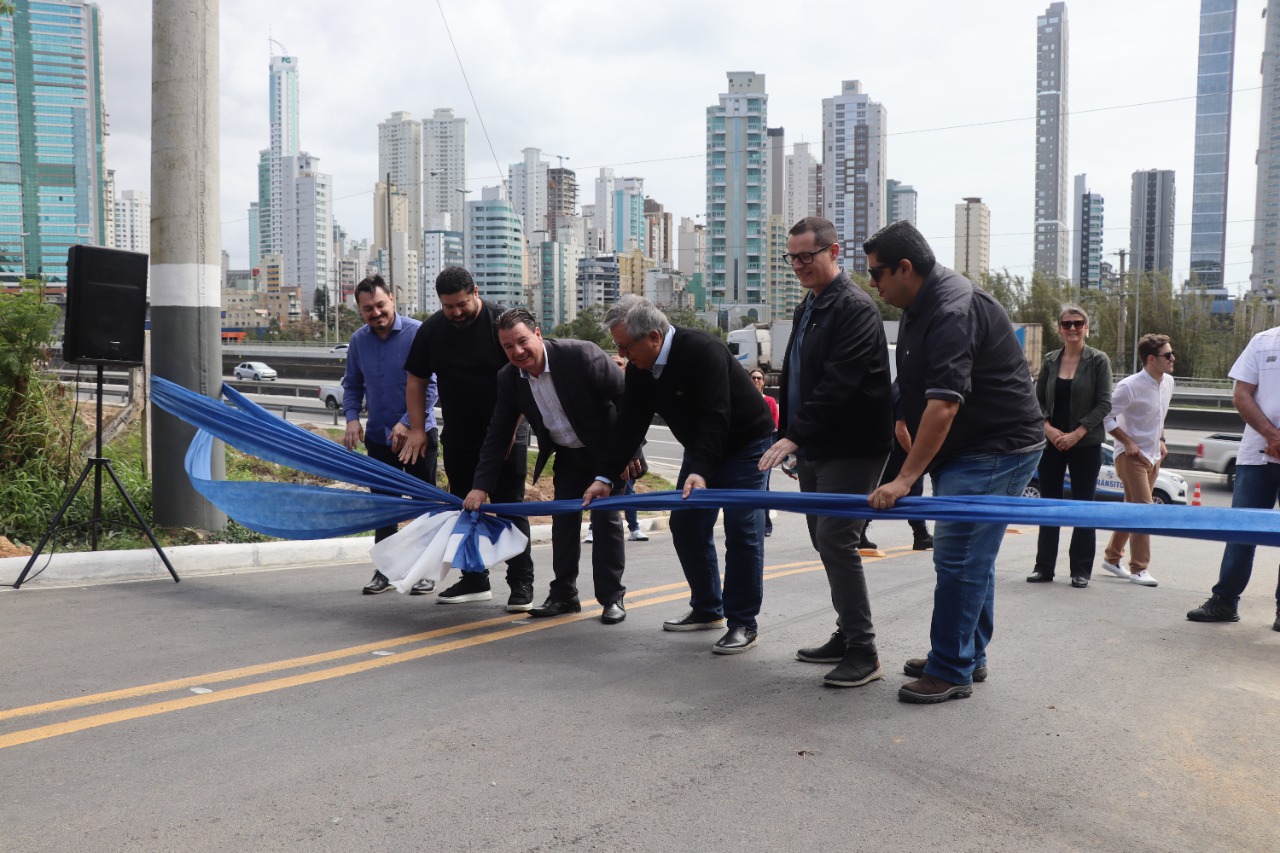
[0,536,32,558]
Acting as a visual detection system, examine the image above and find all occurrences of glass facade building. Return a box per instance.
[1,1,109,283]
[1189,0,1237,289]
[707,71,767,308]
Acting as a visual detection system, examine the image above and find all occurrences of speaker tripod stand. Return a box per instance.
[13,366,179,589]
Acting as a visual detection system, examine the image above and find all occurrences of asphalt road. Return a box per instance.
[3,496,1278,851]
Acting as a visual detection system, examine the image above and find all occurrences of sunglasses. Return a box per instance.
[1059,320,1086,330]
[867,263,896,282]
[1158,351,1176,360]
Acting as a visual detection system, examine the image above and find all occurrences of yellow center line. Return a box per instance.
[0,557,871,750]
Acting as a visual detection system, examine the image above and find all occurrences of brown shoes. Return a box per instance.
[898,674,973,704]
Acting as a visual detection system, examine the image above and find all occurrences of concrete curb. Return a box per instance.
[0,515,670,588]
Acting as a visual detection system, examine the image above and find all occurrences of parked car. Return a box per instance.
[319,379,344,409]
[1194,432,1241,487]
[330,343,348,355]
[233,361,277,381]
[1024,444,1188,504]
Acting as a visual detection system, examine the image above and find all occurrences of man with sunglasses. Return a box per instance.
[1099,333,1176,588]
[864,221,1044,705]
[758,216,894,688]
[584,296,775,654]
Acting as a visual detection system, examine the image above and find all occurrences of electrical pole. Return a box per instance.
[150,0,226,530]
[1113,249,1127,371]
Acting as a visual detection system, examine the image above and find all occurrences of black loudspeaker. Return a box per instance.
[63,245,148,366]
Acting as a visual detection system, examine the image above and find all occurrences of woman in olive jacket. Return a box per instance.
[1029,304,1113,588]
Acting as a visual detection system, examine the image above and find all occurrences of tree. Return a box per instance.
[0,283,59,463]
[551,304,613,348]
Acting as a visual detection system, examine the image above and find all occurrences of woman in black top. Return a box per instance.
[1029,305,1113,588]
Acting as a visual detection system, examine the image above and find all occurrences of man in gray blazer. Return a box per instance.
[464,308,637,624]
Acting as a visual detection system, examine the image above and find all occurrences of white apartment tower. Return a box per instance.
[424,108,468,235]
[1034,3,1070,280]
[266,54,300,259]
[821,80,887,275]
[281,153,334,312]
[594,168,616,255]
[510,147,549,242]
[114,189,150,255]
[785,142,819,227]
[377,111,422,239]
[954,197,991,280]
[707,71,769,308]
[887,179,918,225]
[1251,0,1280,290]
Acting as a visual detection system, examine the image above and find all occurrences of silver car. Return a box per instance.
[233,361,277,381]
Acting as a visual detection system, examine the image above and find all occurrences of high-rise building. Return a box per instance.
[103,170,116,250]
[537,239,582,328]
[784,142,819,227]
[766,214,801,318]
[264,55,300,260]
[954,197,991,280]
[114,190,150,256]
[577,254,620,310]
[1034,3,1070,280]
[373,180,409,252]
[280,153,334,312]
[707,71,769,308]
[613,176,646,254]
[465,186,524,305]
[1251,0,1280,291]
[1189,0,1237,289]
[821,80,887,275]
[247,202,261,270]
[676,216,706,278]
[887,180,918,225]
[0,0,111,283]
[1071,174,1104,288]
[421,227,463,315]
[510,146,549,242]
[593,168,615,255]
[766,126,786,219]
[377,111,422,240]
[643,197,672,267]
[1130,169,1176,276]
[424,108,468,239]
[547,166,578,236]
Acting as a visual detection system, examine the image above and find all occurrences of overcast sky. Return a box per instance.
[103,0,1269,292]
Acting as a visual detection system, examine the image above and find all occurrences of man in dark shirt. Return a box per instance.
[342,275,439,596]
[584,296,775,655]
[865,221,1044,705]
[399,266,534,611]
[758,216,893,688]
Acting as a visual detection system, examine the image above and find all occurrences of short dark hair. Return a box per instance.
[863,220,936,278]
[496,307,538,333]
[788,216,837,247]
[354,274,391,301]
[1138,333,1171,363]
[435,266,476,297]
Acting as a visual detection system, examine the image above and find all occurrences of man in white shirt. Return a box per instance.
[1099,334,1175,587]
[1187,326,1280,630]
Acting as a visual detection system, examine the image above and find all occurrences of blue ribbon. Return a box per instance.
[151,377,1280,570]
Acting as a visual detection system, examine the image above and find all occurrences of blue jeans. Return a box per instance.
[1213,463,1280,607]
[622,479,640,532]
[670,436,771,630]
[925,448,1042,684]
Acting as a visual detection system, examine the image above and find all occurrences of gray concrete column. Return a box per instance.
[150,0,226,530]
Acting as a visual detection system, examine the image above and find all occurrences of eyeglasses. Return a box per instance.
[867,263,897,282]
[1158,351,1176,360]
[782,244,833,265]
[750,374,764,382]
[617,334,650,356]
[1059,320,1086,330]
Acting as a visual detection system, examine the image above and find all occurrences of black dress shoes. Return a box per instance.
[662,609,727,632]
[1071,576,1089,588]
[410,578,435,595]
[362,571,392,594]
[1026,571,1053,583]
[712,626,758,655]
[601,600,626,624]
[530,597,582,618]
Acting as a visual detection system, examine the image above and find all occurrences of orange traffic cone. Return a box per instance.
[1192,483,1202,506]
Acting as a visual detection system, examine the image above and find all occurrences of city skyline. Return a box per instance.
[101,0,1268,294]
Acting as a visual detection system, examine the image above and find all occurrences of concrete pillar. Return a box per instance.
[150,0,226,530]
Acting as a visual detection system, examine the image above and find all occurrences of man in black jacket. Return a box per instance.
[584,296,775,655]
[759,216,894,688]
[464,309,636,624]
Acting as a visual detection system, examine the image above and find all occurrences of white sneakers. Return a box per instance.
[1129,570,1159,587]
[627,529,649,541]
[1099,559,1131,580]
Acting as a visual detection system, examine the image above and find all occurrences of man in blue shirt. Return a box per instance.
[343,275,439,595]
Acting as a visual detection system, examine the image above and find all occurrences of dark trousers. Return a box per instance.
[444,438,534,585]
[366,430,437,544]
[1034,442,1102,578]
[798,454,887,655]
[548,446,625,605]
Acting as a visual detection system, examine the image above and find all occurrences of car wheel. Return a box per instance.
[325,396,338,410]
[1152,490,1170,505]
[1023,481,1042,499]
[1226,461,1236,490]
[253,373,261,380]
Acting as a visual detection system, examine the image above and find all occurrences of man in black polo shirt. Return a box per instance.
[399,266,534,611]
[865,221,1044,705]
[584,296,775,655]
[758,216,893,688]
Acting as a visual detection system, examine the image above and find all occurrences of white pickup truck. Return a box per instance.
[1194,433,1241,487]
[318,379,345,410]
